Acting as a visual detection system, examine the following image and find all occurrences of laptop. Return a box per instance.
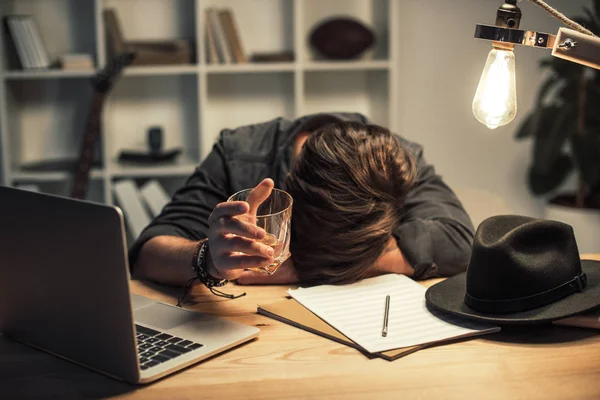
[0,186,259,384]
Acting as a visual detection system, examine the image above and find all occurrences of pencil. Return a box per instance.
[382,294,390,337]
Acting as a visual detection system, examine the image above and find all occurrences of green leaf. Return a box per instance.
[528,155,573,195]
[514,111,537,140]
[557,78,580,104]
[514,103,559,140]
[531,104,576,174]
[539,58,554,70]
[571,130,600,190]
[536,75,561,106]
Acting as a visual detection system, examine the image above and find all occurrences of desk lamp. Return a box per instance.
[472,0,600,129]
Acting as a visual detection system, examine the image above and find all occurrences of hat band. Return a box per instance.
[464,272,587,314]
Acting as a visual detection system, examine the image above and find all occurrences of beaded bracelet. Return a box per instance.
[177,239,246,306]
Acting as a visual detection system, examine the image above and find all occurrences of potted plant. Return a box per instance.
[515,2,600,253]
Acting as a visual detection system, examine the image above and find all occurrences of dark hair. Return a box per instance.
[284,121,417,285]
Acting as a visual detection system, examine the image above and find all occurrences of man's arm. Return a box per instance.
[393,141,475,280]
[129,137,231,284]
[133,236,198,286]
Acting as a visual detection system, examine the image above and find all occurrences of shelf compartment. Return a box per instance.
[304,69,389,127]
[104,74,200,169]
[4,79,98,172]
[203,71,295,158]
[200,0,293,65]
[302,0,389,62]
[1,0,97,72]
[102,0,198,66]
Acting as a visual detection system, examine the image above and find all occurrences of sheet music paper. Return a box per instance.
[288,274,500,353]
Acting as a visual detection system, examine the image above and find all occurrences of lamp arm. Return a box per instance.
[526,0,596,37]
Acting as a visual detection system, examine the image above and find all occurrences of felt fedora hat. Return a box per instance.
[425,215,600,324]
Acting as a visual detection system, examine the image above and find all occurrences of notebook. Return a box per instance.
[257,298,425,361]
[287,274,500,354]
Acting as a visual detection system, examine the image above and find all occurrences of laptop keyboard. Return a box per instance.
[135,324,204,370]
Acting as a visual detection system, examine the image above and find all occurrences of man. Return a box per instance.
[129,113,474,292]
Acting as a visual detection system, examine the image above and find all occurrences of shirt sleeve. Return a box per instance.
[393,142,475,280]
[127,135,230,271]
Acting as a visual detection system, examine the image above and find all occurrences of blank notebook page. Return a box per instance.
[288,274,500,353]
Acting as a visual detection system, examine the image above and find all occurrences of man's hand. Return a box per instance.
[236,258,299,285]
[207,178,275,280]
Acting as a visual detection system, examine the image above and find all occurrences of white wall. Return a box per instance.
[394,0,589,217]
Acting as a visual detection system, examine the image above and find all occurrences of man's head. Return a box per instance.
[284,121,417,285]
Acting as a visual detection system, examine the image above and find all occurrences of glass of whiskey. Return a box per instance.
[227,188,293,275]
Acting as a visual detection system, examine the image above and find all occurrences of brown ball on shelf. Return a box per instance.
[309,17,376,60]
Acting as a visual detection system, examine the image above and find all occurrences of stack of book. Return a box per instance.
[113,179,172,240]
[4,15,51,70]
[204,7,246,64]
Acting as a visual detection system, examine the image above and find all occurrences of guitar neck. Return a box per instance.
[70,92,106,199]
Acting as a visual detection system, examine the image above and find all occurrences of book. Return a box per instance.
[288,274,501,354]
[204,10,218,64]
[5,16,50,69]
[24,17,50,68]
[139,180,170,217]
[257,298,425,361]
[207,8,231,64]
[218,9,247,63]
[554,309,600,329]
[113,180,152,239]
[4,17,30,69]
[16,18,36,69]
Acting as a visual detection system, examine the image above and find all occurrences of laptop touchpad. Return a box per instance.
[134,303,197,331]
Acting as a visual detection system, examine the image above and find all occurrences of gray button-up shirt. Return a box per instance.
[129,112,475,280]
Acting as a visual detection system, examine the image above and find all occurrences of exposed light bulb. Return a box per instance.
[472,48,517,129]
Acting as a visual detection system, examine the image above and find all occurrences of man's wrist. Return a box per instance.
[205,248,222,280]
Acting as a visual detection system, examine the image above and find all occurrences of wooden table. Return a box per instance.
[2,256,600,399]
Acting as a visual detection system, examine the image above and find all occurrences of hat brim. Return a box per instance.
[425,260,600,324]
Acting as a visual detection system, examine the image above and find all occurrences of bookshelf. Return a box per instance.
[0,0,398,210]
